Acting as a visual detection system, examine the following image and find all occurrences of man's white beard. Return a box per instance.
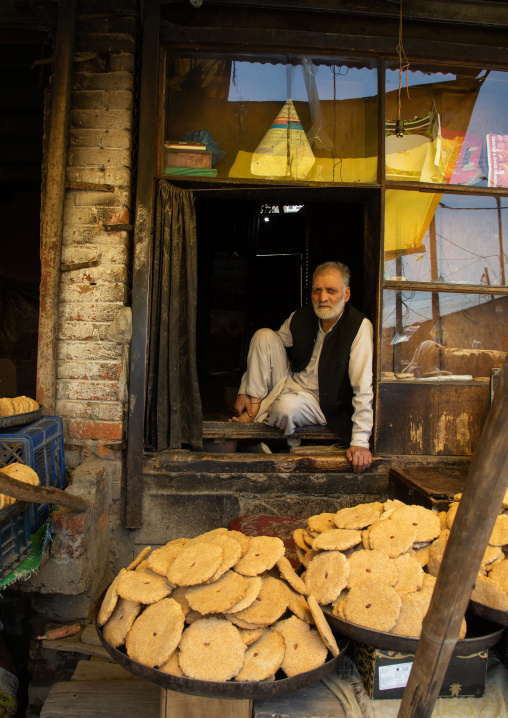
[312,295,346,321]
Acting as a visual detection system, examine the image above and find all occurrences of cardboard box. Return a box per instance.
[352,642,488,699]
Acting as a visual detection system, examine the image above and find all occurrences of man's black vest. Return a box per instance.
[288,303,366,440]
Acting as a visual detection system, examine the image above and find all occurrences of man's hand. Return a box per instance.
[346,445,372,474]
[234,393,253,417]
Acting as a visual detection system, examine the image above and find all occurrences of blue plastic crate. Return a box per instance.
[0,501,32,579]
[0,416,66,532]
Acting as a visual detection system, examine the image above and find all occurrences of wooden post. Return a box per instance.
[36,0,77,413]
[398,360,508,718]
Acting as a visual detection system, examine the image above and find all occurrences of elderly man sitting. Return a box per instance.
[230,261,374,473]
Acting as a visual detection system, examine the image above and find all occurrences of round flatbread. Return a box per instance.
[305,550,350,605]
[97,569,127,627]
[274,616,328,677]
[167,542,223,586]
[307,513,337,534]
[390,505,441,543]
[103,598,141,648]
[205,534,242,582]
[276,556,306,595]
[146,542,185,577]
[234,536,285,576]
[126,547,151,571]
[125,598,185,668]
[347,549,398,589]
[178,617,246,681]
[286,586,313,624]
[490,515,508,546]
[225,576,263,614]
[307,595,340,657]
[159,649,183,676]
[235,629,286,681]
[313,528,362,552]
[117,569,173,604]
[368,518,417,558]
[392,553,424,594]
[185,570,249,614]
[343,579,401,632]
[234,576,288,626]
[334,503,383,530]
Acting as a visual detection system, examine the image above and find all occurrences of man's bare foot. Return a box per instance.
[228,402,261,424]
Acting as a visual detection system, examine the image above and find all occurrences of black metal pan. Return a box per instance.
[322,606,503,654]
[468,599,508,628]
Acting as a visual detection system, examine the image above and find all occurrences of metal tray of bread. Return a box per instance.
[95,601,349,700]
[468,599,508,628]
[323,606,503,654]
[0,408,42,430]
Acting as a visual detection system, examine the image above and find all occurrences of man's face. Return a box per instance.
[311,269,350,320]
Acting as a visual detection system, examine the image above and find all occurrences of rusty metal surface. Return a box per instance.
[95,603,349,699]
[323,607,504,654]
[468,600,508,629]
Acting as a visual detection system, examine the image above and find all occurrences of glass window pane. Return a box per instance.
[385,65,508,186]
[164,54,377,183]
[384,191,508,286]
[381,290,508,380]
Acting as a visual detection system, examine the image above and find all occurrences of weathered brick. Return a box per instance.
[69,129,132,150]
[56,399,93,418]
[75,34,136,55]
[50,532,86,559]
[106,90,134,111]
[67,420,124,441]
[92,401,124,421]
[66,166,132,187]
[58,321,111,341]
[63,204,130,226]
[51,509,88,536]
[71,109,132,131]
[57,380,121,402]
[68,147,132,169]
[107,53,136,73]
[72,71,133,91]
[61,245,128,265]
[58,303,126,322]
[59,283,128,304]
[62,225,131,247]
[57,341,123,361]
[72,90,108,110]
[96,441,123,460]
[59,264,128,285]
[98,510,109,531]
[77,15,137,35]
[57,360,122,381]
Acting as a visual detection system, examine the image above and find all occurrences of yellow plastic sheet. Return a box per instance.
[384,189,442,256]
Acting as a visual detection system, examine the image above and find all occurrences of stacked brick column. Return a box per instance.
[56,2,137,515]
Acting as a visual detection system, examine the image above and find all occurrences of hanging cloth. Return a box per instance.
[145,181,203,451]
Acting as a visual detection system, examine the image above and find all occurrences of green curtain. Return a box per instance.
[145,182,202,451]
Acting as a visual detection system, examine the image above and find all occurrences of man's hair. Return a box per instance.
[312,261,351,288]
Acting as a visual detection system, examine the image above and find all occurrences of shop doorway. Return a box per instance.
[194,196,367,421]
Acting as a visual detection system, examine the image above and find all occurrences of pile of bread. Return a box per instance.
[0,462,40,509]
[0,396,39,417]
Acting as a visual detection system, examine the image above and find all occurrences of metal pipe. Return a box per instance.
[36,0,77,413]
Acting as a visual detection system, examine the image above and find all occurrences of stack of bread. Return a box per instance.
[0,462,40,509]
[0,396,39,417]
[97,528,340,682]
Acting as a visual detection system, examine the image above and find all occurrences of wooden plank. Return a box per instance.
[384,280,508,295]
[41,636,111,661]
[161,691,251,718]
[253,680,346,717]
[0,470,89,512]
[203,421,337,440]
[79,625,102,647]
[41,680,160,718]
[125,0,161,529]
[376,382,490,455]
[71,661,137,682]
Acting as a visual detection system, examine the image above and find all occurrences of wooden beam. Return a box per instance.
[36,0,77,413]
[0,470,89,513]
[384,280,508,295]
[125,0,161,529]
[398,361,508,717]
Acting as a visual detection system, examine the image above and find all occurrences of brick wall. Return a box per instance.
[56,1,138,516]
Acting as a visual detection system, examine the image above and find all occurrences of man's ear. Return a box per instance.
[345,287,351,302]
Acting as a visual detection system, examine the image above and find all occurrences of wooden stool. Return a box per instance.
[160,690,251,717]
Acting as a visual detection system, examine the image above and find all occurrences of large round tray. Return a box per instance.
[468,599,508,628]
[95,606,349,700]
[0,407,42,429]
[323,606,504,654]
